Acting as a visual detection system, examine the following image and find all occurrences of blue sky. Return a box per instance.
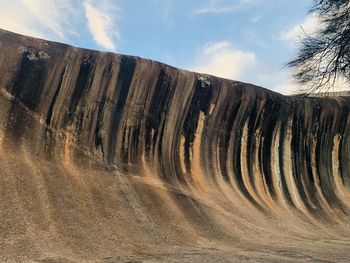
[0,0,320,94]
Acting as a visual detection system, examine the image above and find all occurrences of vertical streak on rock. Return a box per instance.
[332,133,350,211]
[339,113,350,190]
[333,102,350,205]
[271,121,287,206]
[64,55,96,127]
[229,88,265,211]
[182,77,212,185]
[161,72,196,185]
[314,102,349,219]
[251,101,273,209]
[290,105,313,214]
[94,61,114,157]
[219,96,242,184]
[260,95,280,200]
[8,50,48,110]
[143,67,177,181]
[337,100,350,193]
[191,111,207,189]
[240,121,265,208]
[107,56,136,165]
[46,65,67,126]
[283,118,309,215]
[297,100,326,219]
[201,82,225,188]
[310,121,335,222]
[179,135,187,175]
[278,117,295,208]
[124,61,161,173]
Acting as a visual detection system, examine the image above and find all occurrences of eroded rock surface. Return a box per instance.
[0,29,350,262]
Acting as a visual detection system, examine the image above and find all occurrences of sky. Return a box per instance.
[0,0,320,94]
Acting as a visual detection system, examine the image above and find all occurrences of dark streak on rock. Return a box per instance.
[107,56,136,164]
[94,61,113,156]
[64,55,96,127]
[8,49,48,110]
[46,66,66,126]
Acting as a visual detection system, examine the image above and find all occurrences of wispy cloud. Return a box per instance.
[0,0,80,40]
[0,0,120,51]
[194,0,259,15]
[83,1,120,51]
[280,14,320,43]
[0,1,42,38]
[189,41,258,80]
[257,70,299,95]
[21,0,80,39]
[153,0,174,28]
[250,15,261,23]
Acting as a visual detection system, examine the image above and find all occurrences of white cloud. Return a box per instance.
[271,75,350,95]
[279,14,350,94]
[250,15,261,23]
[187,41,302,95]
[280,14,321,43]
[21,0,79,39]
[258,70,299,95]
[83,1,120,51]
[194,0,258,15]
[0,1,43,38]
[0,0,120,51]
[260,68,350,95]
[0,0,80,41]
[189,41,258,80]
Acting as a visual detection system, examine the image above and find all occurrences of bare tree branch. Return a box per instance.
[287,0,350,94]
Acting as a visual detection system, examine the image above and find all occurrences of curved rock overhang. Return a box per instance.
[0,28,350,262]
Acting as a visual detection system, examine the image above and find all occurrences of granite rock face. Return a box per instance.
[0,29,350,262]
